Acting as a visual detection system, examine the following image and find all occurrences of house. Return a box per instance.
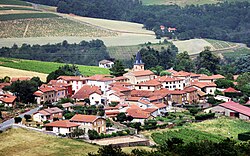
[190,81,217,95]
[183,87,199,104]
[135,79,161,91]
[62,103,74,112]
[168,90,187,104]
[33,84,68,104]
[33,107,63,123]
[57,76,86,93]
[113,76,130,83]
[156,76,184,90]
[126,106,154,124]
[211,101,250,120]
[48,80,73,97]
[0,83,10,94]
[172,71,191,87]
[106,86,131,104]
[0,94,16,107]
[198,74,225,83]
[86,75,113,94]
[223,87,241,97]
[70,114,106,133]
[72,85,102,105]
[168,27,176,33]
[99,60,114,69]
[44,120,80,135]
[214,95,231,102]
[123,52,156,85]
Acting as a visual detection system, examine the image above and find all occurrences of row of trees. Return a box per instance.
[0,40,110,66]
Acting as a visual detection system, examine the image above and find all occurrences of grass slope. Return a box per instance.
[0,0,31,6]
[149,117,250,144]
[0,13,58,21]
[205,39,236,50]
[0,57,110,76]
[0,128,151,156]
[0,6,38,11]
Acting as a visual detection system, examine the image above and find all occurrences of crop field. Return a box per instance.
[0,17,117,38]
[0,66,47,82]
[0,6,38,11]
[0,0,31,6]
[0,13,59,21]
[205,39,237,50]
[0,57,110,76]
[148,117,250,144]
[222,47,250,60]
[0,128,151,156]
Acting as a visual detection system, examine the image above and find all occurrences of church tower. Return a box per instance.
[133,51,144,71]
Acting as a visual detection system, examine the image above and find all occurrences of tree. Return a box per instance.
[71,128,84,138]
[150,66,164,76]
[236,72,250,96]
[106,118,113,129]
[46,65,81,82]
[215,79,234,89]
[195,47,220,74]
[14,117,22,123]
[109,60,126,77]
[197,68,212,76]
[24,114,31,122]
[174,51,195,72]
[116,112,127,122]
[235,54,250,74]
[88,129,100,140]
[88,145,130,156]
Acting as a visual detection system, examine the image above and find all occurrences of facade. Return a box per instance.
[156,76,184,90]
[99,60,114,69]
[44,120,80,135]
[172,71,191,87]
[33,107,63,123]
[72,85,102,105]
[70,114,106,133]
[190,81,217,95]
[57,76,86,94]
[86,75,113,95]
[0,94,16,107]
[183,87,199,104]
[135,79,161,91]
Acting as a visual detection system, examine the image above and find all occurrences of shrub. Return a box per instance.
[144,120,157,130]
[24,114,31,121]
[238,132,250,141]
[14,117,22,123]
[195,113,215,120]
[88,129,100,140]
[109,101,119,107]
[43,120,50,124]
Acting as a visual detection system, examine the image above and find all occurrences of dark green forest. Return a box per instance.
[0,40,110,66]
[23,0,250,46]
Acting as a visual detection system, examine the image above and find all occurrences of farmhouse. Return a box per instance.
[99,59,114,69]
[44,120,80,135]
[70,114,106,133]
[211,101,250,120]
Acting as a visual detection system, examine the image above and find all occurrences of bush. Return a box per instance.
[14,117,22,123]
[238,132,250,141]
[109,101,119,107]
[144,120,157,130]
[88,129,100,140]
[43,120,50,124]
[24,114,31,121]
[195,113,215,120]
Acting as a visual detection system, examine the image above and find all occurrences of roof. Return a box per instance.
[138,98,151,104]
[144,107,158,113]
[0,83,10,89]
[57,76,85,81]
[197,90,206,97]
[219,101,250,117]
[153,102,167,109]
[0,94,16,103]
[168,90,186,95]
[33,91,43,97]
[70,114,101,123]
[136,79,161,86]
[246,100,250,105]
[166,69,177,74]
[190,73,202,77]
[44,120,80,128]
[130,90,152,97]
[86,75,113,81]
[126,97,141,101]
[72,85,102,99]
[153,88,170,97]
[183,87,197,93]
[114,76,129,81]
[156,76,181,82]
[223,87,240,93]
[109,82,132,87]
[38,85,66,93]
[99,59,113,64]
[38,110,50,116]
[148,96,164,101]
[126,108,151,119]
[199,74,225,80]
[134,51,144,65]
[62,103,74,108]
[110,86,131,92]
[43,107,63,114]
[173,71,191,77]
[191,81,217,88]
[48,80,71,87]
[129,70,154,77]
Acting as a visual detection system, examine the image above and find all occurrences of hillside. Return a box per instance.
[0,128,150,156]
[0,57,110,76]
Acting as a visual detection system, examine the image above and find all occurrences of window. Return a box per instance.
[62,92,64,95]
[58,93,60,96]
[92,97,94,99]
[49,95,51,98]
[148,86,150,89]
[139,86,141,89]
[45,96,47,98]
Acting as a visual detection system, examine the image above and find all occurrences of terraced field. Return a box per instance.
[0,13,58,20]
[205,39,237,50]
[0,0,31,6]
[0,57,110,76]
[0,6,38,11]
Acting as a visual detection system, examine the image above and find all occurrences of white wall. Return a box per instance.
[161,80,184,90]
[87,80,113,94]
[89,93,102,105]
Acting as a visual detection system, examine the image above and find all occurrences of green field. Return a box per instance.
[205,39,237,50]
[0,57,110,76]
[0,13,59,21]
[222,47,250,60]
[0,0,31,6]
[149,117,250,144]
[0,128,151,156]
[0,6,38,11]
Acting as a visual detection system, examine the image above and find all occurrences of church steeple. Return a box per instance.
[133,51,144,71]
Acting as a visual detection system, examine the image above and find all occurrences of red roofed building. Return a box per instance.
[126,107,153,124]
[113,76,130,83]
[44,120,80,135]
[135,79,161,91]
[86,75,113,94]
[211,101,250,120]
[0,83,10,94]
[106,85,131,104]
[168,27,177,32]
[198,74,225,83]
[156,76,184,90]
[183,87,198,104]
[70,114,106,133]
[190,81,217,95]
[0,94,16,107]
[11,77,30,83]
[72,85,102,105]
[33,107,63,123]
[57,76,86,93]
[172,71,191,86]
[223,87,240,93]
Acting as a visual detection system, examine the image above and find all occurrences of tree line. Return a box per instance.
[23,0,250,46]
[0,40,110,66]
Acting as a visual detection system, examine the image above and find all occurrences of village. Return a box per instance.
[0,51,250,147]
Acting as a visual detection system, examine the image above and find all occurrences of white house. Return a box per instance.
[214,95,231,102]
[156,76,185,90]
[44,120,80,135]
[86,75,113,95]
[57,76,86,93]
[99,60,114,69]
[33,107,63,123]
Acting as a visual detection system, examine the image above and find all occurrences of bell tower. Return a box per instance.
[133,51,144,71]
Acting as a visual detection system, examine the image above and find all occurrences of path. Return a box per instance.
[0,106,40,131]
[23,21,30,37]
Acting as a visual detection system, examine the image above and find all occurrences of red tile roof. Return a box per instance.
[130,70,154,77]
[183,87,197,93]
[169,90,186,95]
[114,76,129,81]
[57,76,85,81]
[48,80,71,87]
[86,75,113,81]
[148,96,164,101]
[156,76,181,82]
[45,120,80,128]
[44,107,63,114]
[105,110,120,115]
[173,71,191,77]
[111,86,131,92]
[138,98,151,104]
[219,101,250,117]
[166,69,177,74]
[0,94,16,103]
[153,102,167,109]
[62,103,74,108]
[72,85,101,99]
[126,108,151,119]
[70,114,100,123]
[143,107,158,113]
[246,100,250,105]
[191,81,217,88]
[153,88,170,97]
[199,74,225,80]
[0,83,10,89]
[223,87,240,93]
[109,82,132,87]
[33,91,43,97]
[136,79,161,86]
[130,90,152,97]
[126,97,141,101]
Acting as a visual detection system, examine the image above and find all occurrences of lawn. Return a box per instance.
[146,117,250,145]
[0,13,59,21]
[0,57,110,76]
[0,128,152,156]
[0,0,31,6]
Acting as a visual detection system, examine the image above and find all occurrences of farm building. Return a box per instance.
[211,101,250,120]
[99,60,114,69]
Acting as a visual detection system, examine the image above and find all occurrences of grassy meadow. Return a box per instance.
[0,57,110,76]
[0,6,38,11]
[0,0,31,6]
[205,39,237,50]
[0,128,151,156]
[222,47,250,60]
[143,117,250,145]
[0,13,59,21]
